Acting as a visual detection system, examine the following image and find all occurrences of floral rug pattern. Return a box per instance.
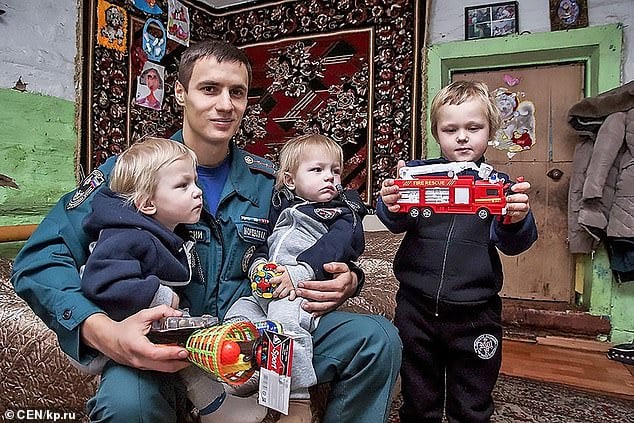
[388,374,634,423]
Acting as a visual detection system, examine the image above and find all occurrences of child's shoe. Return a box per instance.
[181,366,226,417]
[607,342,634,364]
[199,393,267,423]
[223,370,260,397]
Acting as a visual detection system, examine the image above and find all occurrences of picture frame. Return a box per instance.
[549,0,588,31]
[465,2,519,41]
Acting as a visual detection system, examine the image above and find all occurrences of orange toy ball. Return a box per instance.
[220,341,241,365]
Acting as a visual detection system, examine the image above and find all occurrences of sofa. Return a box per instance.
[0,231,403,422]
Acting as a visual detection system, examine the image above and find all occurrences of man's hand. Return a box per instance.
[81,305,190,373]
[294,262,357,317]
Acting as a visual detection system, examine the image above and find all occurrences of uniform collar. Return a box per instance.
[170,130,263,207]
[226,143,265,207]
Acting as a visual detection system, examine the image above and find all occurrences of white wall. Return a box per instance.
[429,0,634,84]
[0,1,77,101]
[2,1,631,101]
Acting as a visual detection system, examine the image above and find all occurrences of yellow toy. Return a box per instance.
[251,262,283,298]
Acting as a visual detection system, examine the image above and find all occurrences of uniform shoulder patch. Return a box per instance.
[66,169,106,210]
[243,154,277,177]
[314,207,342,221]
[242,245,256,273]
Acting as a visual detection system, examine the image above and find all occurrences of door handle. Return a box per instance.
[546,168,563,181]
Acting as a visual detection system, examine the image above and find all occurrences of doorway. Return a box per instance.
[454,63,584,303]
[424,25,622,326]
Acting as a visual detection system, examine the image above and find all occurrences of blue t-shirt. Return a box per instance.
[197,157,230,216]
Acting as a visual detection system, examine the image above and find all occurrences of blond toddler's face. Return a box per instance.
[284,146,342,203]
[435,98,490,162]
[143,158,203,231]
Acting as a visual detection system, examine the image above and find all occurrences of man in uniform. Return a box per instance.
[11,40,401,422]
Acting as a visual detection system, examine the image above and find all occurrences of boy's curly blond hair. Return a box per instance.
[430,80,502,142]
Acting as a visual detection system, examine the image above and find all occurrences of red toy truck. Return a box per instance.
[394,162,508,220]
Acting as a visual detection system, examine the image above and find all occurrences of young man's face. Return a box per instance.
[284,146,342,202]
[435,97,490,162]
[142,158,203,231]
[175,57,249,150]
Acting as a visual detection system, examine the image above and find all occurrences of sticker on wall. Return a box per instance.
[503,74,520,87]
[131,0,163,15]
[97,0,128,52]
[135,62,165,111]
[490,87,536,159]
[142,18,166,62]
[167,0,191,46]
[12,76,28,92]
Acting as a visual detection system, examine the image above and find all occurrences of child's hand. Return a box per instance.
[505,180,531,224]
[171,292,180,309]
[380,160,406,212]
[272,266,296,300]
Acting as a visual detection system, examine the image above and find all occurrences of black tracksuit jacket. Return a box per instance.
[376,157,538,312]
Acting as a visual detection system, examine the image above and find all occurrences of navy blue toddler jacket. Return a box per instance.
[81,187,193,321]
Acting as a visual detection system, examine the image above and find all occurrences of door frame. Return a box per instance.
[424,23,623,333]
[425,24,622,158]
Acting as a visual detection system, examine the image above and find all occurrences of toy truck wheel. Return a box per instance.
[477,208,489,220]
[421,207,433,218]
[408,207,420,218]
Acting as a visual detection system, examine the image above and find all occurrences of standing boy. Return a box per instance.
[377,80,538,422]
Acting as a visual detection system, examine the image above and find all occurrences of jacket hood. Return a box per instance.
[83,187,189,251]
[568,81,634,136]
[568,81,634,119]
[272,186,369,219]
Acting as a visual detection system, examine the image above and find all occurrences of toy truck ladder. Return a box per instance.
[398,161,494,180]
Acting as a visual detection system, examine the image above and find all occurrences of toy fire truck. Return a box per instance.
[394,162,509,220]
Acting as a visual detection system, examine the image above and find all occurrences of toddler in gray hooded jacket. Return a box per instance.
[225,134,367,409]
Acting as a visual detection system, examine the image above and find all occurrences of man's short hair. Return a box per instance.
[110,137,198,207]
[178,40,252,91]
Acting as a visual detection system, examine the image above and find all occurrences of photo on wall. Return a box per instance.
[549,0,588,31]
[465,1,518,40]
[135,62,165,111]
